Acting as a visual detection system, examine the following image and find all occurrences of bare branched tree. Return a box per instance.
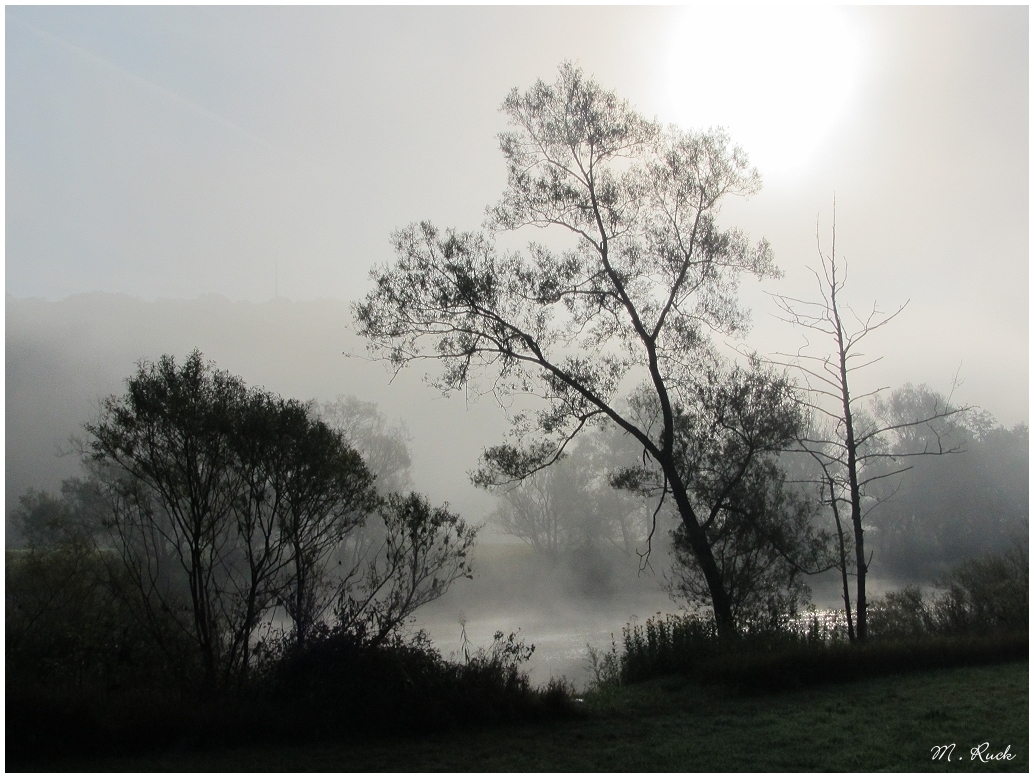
[770,207,966,642]
[491,470,566,559]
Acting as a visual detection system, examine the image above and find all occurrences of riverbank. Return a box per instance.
[17,661,1027,772]
[409,542,938,687]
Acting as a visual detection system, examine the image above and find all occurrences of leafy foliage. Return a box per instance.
[258,625,574,742]
[614,359,828,623]
[67,352,474,689]
[10,489,81,550]
[617,608,1025,691]
[869,397,1028,578]
[6,624,577,764]
[7,359,492,760]
[585,636,623,691]
[315,395,413,495]
[6,545,183,694]
[83,352,381,685]
[335,492,476,646]
[866,587,939,640]
[933,542,1028,634]
[667,462,820,624]
[620,543,1028,689]
[355,62,780,630]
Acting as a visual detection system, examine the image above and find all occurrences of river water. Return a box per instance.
[413,590,676,689]
[410,545,905,690]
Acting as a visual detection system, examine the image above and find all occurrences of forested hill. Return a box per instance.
[5,292,503,542]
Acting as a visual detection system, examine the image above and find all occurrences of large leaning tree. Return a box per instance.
[617,358,832,625]
[355,63,780,635]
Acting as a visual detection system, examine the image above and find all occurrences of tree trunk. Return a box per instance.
[828,483,856,642]
[832,255,868,644]
[850,493,867,642]
[840,361,868,643]
[668,476,736,636]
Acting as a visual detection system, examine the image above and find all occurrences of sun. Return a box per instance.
[659,6,870,182]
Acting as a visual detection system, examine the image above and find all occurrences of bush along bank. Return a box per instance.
[611,546,1028,691]
[6,627,579,765]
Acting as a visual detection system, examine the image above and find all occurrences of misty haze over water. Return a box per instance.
[9,293,1024,686]
[5,6,1027,698]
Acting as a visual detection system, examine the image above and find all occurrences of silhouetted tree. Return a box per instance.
[86,352,250,685]
[85,352,380,685]
[772,212,965,642]
[336,492,476,646]
[310,396,479,644]
[615,358,830,623]
[355,63,779,635]
[232,392,380,655]
[10,489,78,551]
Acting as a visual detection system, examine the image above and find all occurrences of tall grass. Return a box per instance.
[618,546,1028,689]
[619,609,846,684]
[618,609,1027,690]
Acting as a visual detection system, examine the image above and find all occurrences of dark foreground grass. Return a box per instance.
[16,660,1026,772]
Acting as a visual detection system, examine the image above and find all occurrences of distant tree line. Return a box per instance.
[485,379,1027,624]
[866,398,1027,581]
[485,425,656,593]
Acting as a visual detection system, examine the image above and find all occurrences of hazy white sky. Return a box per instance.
[5,5,1029,424]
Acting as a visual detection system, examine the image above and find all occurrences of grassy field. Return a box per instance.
[17,660,1026,772]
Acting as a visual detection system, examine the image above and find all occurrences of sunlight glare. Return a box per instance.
[661,6,869,181]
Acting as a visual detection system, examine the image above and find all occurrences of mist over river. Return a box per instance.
[406,544,907,688]
[414,589,674,688]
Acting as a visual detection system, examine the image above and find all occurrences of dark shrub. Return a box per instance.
[868,587,937,641]
[6,546,192,695]
[933,543,1028,634]
[7,627,578,765]
[619,610,848,685]
[621,613,722,683]
[616,599,1026,692]
[260,627,576,740]
[866,544,1029,641]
